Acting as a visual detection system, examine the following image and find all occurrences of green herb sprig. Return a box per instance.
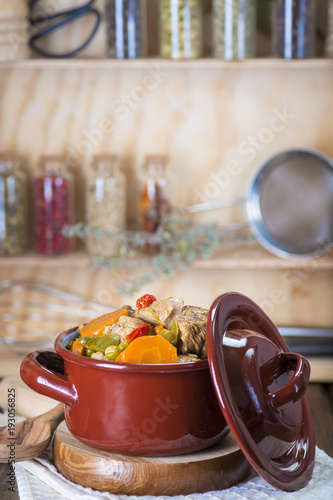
[63,215,254,295]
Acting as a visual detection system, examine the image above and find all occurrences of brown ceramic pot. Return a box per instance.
[20,292,315,492]
[20,327,228,456]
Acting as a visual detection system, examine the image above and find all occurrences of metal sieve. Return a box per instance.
[184,148,333,259]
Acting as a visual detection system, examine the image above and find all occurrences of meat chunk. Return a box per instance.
[135,297,184,329]
[176,306,208,359]
[177,353,199,363]
[107,316,146,343]
[91,351,106,360]
[122,304,135,317]
[134,307,158,325]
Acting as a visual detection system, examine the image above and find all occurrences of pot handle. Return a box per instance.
[268,352,310,412]
[20,351,77,407]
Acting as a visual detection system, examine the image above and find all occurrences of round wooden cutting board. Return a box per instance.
[53,421,252,496]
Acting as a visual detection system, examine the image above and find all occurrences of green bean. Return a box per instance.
[91,335,120,353]
[77,334,120,353]
[77,335,96,347]
[159,319,180,346]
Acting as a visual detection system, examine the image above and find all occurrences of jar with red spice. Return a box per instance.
[33,156,74,255]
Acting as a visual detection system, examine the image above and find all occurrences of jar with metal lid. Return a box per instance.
[85,155,126,258]
[0,153,27,256]
[273,0,316,59]
[33,156,74,255]
[105,0,147,58]
[213,0,256,60]
[160,0,202,59]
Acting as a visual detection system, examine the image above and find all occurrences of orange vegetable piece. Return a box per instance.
[115,335,177,364]
[80,308,128,337]
[72,341,85,356]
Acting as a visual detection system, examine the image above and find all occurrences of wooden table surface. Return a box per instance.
[1,383,333,499]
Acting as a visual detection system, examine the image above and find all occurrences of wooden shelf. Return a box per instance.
[1,245,333,270]
[194,245,333,270]
[1,57,333,70]
[0,252,91,268]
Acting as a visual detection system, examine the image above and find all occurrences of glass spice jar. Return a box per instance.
[105,0,146,59]
[85,155,126,258]
[138,155,171,234]
[33,156,74,255]
[273,0,316,59]
[0,153,27,256]
[257,0,274,35]
[213,0,256,60]
[160,0,202,59]
[326,0,333,57]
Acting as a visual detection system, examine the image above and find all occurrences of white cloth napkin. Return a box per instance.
[14,447,333,500]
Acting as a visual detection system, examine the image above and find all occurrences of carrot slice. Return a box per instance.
[80,308,128,337]
[154,325,163,335]
[115,335,177,364]
[72,340,85,356]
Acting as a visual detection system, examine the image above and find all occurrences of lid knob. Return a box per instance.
[263,352,310,412]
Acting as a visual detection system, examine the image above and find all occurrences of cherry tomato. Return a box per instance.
[136,294,156,309]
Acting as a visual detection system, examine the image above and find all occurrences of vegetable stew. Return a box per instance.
[67,295,208,364]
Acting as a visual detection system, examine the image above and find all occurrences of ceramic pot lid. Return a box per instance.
[206,292,315,492]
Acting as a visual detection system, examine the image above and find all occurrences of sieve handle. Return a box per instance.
[180,197,245,214]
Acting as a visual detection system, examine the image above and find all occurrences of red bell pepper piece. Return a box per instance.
[126,323,151,342]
